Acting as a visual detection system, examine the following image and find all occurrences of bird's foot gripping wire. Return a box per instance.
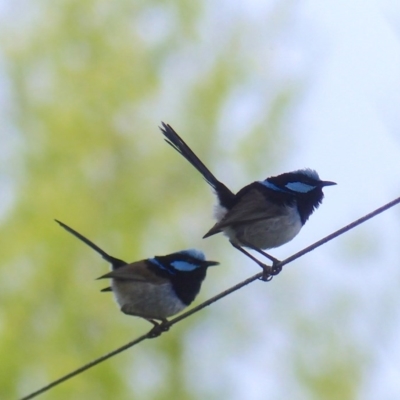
[147,319,170,339]
[244,244,283,280]
[260,260,282,281]
[230,241,282,282]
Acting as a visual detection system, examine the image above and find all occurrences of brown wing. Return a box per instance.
[204,189,288,237]
[97,260,168,285]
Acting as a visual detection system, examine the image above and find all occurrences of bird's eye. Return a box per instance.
[285,182,316,193]
[171,261,199,272]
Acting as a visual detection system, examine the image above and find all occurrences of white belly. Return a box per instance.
[111,280,186,320]
[224,206,303,249]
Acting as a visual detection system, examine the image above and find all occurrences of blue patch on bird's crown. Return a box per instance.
[171,260,200,272]
[178,249,206,261]
[285,181,316,193]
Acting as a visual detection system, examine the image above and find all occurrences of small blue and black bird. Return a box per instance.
[159,123,336,278]
[55,220,218,331]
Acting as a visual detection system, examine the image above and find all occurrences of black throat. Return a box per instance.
[146,261,208,306]
[295,189,325,224]
[169,268,208,305]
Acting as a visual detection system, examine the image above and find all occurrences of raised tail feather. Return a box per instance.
[159,122,235,208]
[55,220,127,269]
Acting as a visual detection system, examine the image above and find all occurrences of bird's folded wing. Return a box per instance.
[97,262,168,284]
[205,189,288,237]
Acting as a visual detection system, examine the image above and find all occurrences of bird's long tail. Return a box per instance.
[159,122,235,208]
[55,220,127,269]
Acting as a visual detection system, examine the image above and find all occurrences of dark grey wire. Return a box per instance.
[19,195,400,400]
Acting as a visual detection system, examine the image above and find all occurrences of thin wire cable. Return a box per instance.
[19,195,400,400]
[19,274,261,400]
[278,195,400,268]
[20,334,150,400]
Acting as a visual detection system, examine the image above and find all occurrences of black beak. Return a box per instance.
[320,180,337,187]
[203,260,220,267]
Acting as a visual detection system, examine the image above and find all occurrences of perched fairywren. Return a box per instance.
[55,220,219,330]
[159,123,336,277]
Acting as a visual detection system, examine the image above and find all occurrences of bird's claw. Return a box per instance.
[259,261,282,282]
[260,271,273,282]
[271,262,282,276]
[147,322,170,339]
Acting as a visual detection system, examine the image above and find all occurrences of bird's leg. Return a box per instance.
[237,240,283,276]
[230,241,274,281]
[248,247,282,276]
[120,305,170,338]
[252,249,279,264]
[146,318,170,338]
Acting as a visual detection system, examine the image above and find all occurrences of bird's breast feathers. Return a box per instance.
[225,205,302,249]
[111,280,186,319]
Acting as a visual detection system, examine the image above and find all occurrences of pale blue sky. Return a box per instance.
[235,1,400,398]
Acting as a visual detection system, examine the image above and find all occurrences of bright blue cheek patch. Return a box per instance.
[285,182,315,193]
[260,181,288,193]
[171,261,199,272]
